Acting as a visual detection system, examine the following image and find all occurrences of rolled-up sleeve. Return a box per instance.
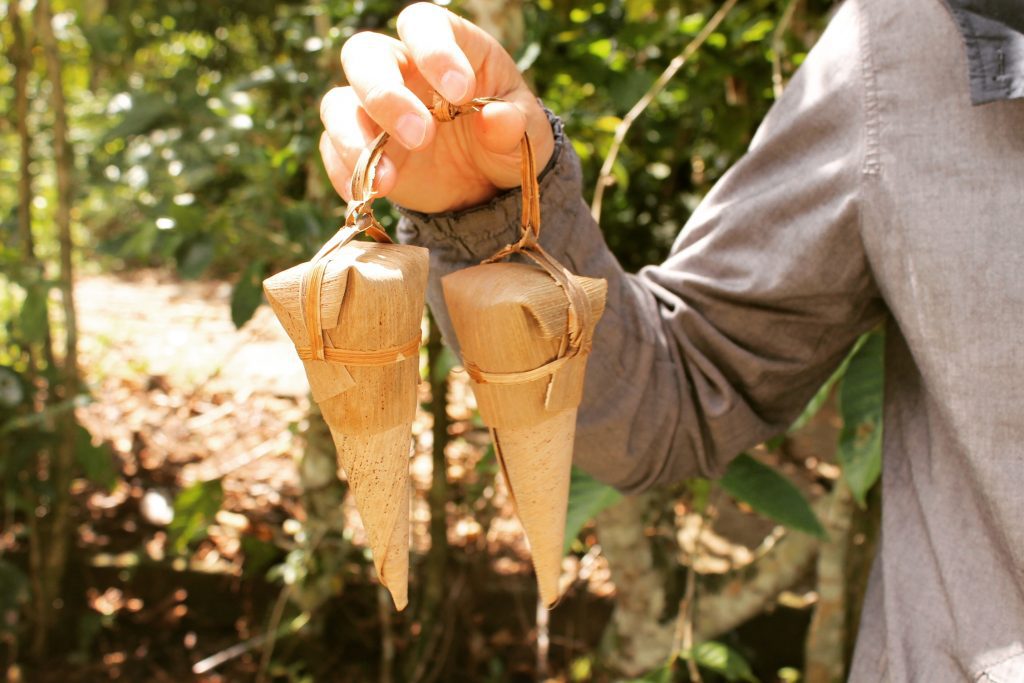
[398,0,886,493]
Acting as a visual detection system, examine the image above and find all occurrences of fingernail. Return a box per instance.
[396,113,427,149]
[440,70,469,103]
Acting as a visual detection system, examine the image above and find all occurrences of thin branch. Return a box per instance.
[256,526,325,682]
[418,572,466,683]
[536,597,551,679]
[193,611,310,676]
[255,584,294,683]
[379,584,395,683]
[9,3,34,263]
[591,0,740,222]
[8,0,57,386]
[672,489,719,682]
[693,489,837,641]
[771,0,802,99]
[35,0,78,389]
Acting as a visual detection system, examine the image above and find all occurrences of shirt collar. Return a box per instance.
[943,0,1024,104]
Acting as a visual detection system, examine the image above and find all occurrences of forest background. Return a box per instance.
[0,0,884,681]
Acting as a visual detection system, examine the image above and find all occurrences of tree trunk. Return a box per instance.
[843,485,881,671]
[31,0,80,657]
[8,0,55,379]
[804,481,856,683]
[596,494,676,676]
[405,312,452,682]
[463,0,525,54]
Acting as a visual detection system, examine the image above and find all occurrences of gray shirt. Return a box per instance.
[398,0,1024,679]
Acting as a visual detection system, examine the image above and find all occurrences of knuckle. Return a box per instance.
[360,82,398,117]
[416,45,450,70]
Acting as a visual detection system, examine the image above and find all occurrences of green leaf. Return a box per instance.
[687,477,712,512]
[721,453,825,538]
[431,345,459,384]
[837,330,885,506]
[689,641,757,682]
[680,13,707,35]
[625,0,655,22]
[627,665,673,683]
[740,19,775,44]
[231,260,265,328]
[789,357,847,433]
[168,479,223,555]
[588,38,613,60]
[18,283,49,343]
[563,467,623,553]
[178,240,214,280]
[241,536,282,578]
[75,425,119,492]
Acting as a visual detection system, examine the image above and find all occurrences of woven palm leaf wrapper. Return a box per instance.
[440,120,607,608]
[263,133,426,610]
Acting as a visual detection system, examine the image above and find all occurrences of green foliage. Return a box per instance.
[688,641,758,682]
[563,466,623,553]
[628,665,673,683]
[241,535,284,579]
[0,559,29,635]
[74,424,119,492]
[837,330,885,506]
[721,453,825,538]
[17,283,49,344]
[231,259,266,328]
[531,0,835,270]
[168,479,224,555]
[629,641,756,683]
[432,344,461,384]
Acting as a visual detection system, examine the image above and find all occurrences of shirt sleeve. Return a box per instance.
[396,0,887,494]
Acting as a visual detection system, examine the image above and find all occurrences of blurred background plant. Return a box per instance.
[0,0,883,680]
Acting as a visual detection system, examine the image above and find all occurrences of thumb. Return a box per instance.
[471,100,528,156]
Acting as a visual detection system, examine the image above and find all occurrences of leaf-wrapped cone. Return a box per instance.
[264,241,428,610]
[442,261,606,607]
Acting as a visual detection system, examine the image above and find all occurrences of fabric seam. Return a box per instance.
[859,0,881,176]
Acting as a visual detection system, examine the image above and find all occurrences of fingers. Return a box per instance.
[320,86,399,200]
[396,3,478,105]
[319,132,353,202]
[340,31,436,150]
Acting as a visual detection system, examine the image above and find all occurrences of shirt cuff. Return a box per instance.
[395,108,585,263]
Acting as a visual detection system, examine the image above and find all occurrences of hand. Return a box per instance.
[319,3,554,215]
